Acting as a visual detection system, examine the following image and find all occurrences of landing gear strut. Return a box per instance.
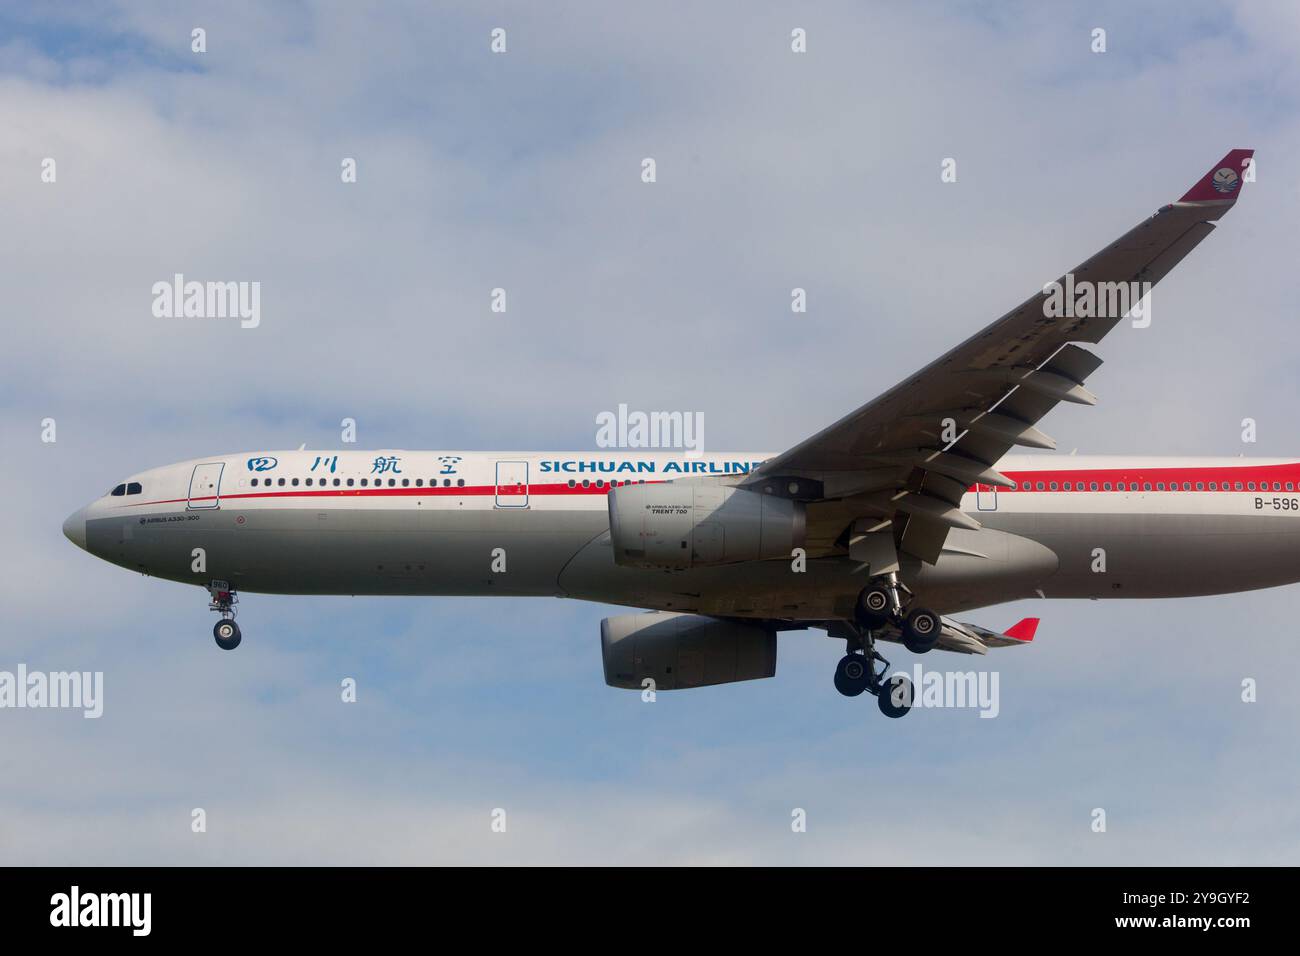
[208,580,242,650]
[832,624,914,718]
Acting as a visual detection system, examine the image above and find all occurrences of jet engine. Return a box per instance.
[607,482,805,570]
[601,611,777,690]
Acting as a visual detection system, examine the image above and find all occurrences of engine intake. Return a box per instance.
[601,612,777,690]
[607,482,805,569]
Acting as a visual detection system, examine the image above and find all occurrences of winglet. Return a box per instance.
[1178,149,1254,203]
[1002,617,1039,643]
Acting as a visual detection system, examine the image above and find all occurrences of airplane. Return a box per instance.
[63,149,1269,719]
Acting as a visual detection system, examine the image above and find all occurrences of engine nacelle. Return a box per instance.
[607,482,805,569]
[601,612,778,690]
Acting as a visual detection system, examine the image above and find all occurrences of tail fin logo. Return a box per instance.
[1212,167,1240,193]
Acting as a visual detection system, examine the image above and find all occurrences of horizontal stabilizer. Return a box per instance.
[1002,617,1039,643]
[876,615,1040,653]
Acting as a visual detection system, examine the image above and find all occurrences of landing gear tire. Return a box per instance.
[833,654,871,697]
[856,585,893,629]
[213,619,242,651]
[902,607,940,653]
[877,674,914,718]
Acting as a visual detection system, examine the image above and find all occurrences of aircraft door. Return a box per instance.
[975,482,997,512]
[494,461,529,508]
[188,462,225,510]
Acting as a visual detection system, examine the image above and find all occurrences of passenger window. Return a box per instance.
[1103,483,1112,491]
[1247,482,1256,491]
[1049,482,1058,491]
[1182,482,1191,491]
[457,479,465,487]
[1209,482,1217,490]
[1235,482,1243,490]
[402,479,410,487]
[1062,482,1071,491]
[1036,482,1044,490]
[443,479,451,487]
[251,478,259,487]
[1274,482,1282,491]
[416,479,423,487]
[1090,482,1098,491]
[568,479,576,488]
[361,479,368,487]
[347,478,354,487]
[292,478,299,486]
[582,479,591,488]
[1143,483,1152,491]
[305,478,313,486]
[1117,482,1126,491]
[278,478,286,487]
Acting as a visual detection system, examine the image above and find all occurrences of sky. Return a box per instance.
[2,0,1300,864]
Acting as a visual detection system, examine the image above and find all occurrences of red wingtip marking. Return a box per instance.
[1178,148,1254,202]
[1003,617,1039,642]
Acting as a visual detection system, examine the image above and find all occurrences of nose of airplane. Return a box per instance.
[62,507,88,551]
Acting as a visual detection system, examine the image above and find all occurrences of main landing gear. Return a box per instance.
[831,575,942,718]
[855,574,941,655]
[208,580,242,650]
[834,629,914,718]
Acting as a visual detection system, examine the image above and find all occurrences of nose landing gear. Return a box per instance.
[207,580,242,650]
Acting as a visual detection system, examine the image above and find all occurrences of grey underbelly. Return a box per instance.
[983,512,1300,599]
[88,509,608,596]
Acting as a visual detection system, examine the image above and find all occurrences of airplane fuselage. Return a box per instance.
[64,450,1300,620]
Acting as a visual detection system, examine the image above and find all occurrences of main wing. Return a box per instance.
[747,149,1254,565]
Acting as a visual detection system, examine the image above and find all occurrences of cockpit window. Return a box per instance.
[110,484,126,497]
[127,482,143,495]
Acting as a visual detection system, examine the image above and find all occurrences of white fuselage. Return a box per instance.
[64,450,1300,620]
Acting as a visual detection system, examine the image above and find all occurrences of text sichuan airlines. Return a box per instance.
[539,457,766,476]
